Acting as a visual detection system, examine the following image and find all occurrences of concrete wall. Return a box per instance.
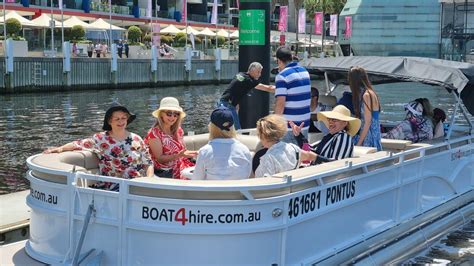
[0,58,238,93]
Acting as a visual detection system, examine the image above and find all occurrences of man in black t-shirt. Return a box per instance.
[218,62,275,129]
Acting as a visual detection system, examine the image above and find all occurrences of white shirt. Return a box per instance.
[255,142,300,177]
[191,138,252,180]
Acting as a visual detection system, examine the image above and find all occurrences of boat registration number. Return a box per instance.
[288,180,356,219]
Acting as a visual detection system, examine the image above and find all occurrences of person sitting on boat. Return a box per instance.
[144,97,197,179]
[433,108,447,138]
[254,114,317,177]
[349,66,382,151]
[382,100,434,143]
[44,103,154,190]
[290,105,361,164]
[190,107,252,180]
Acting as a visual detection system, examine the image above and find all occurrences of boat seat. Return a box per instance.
[184,133,263,153]
[381,138,412,151]
[353,146,377,156]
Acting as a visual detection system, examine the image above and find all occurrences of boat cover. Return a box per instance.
[302,56,474,115]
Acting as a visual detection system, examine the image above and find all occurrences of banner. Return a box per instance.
[236,0,239,9]
[315,12,323,35]
[330,14,337,36]
[190,32,195,50]
[279,34,285,46]
[345,16,352,38]
[146,0,152,18]
[298,9,305,34]
[59,0,63,9]
[153,35,160,46]
[181,0,187,23]
[278,6,288,32]
[211,0,218,25]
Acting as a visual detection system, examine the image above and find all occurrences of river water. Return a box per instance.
[0,82,458,193]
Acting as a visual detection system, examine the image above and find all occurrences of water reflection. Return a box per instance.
[0,83,458,194]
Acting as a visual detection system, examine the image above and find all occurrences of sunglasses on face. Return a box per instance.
[164,111,180,117]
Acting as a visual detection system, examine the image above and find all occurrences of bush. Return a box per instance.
[217,36,225,47]
[127,26,142,44]
[70,25,86,41]
[6,18,22,37]
[143,33,151,43]
[160,35,173,45]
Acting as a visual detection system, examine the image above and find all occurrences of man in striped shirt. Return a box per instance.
[274,46,311,144]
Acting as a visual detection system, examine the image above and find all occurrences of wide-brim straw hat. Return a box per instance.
[152,97,186,119]
[317,105,361,136]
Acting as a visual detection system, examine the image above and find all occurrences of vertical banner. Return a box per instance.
[190,32,195,50]
[236,0,239,9]
[330,14,338,36]
[211,0,218,25]
[315,12,323,35]
[146,0,152,18]
[345,16,352,38]
[59,0,63,9]
[279,34,285,46]
[298,9,305,34]
[278,6,288,32]
[182,0,187,23]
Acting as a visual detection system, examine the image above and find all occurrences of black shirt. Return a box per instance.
[220,72,260,107]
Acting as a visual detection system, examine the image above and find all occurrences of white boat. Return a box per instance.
[25,57,474,265]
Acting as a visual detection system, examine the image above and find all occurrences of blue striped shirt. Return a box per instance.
[275,62,311,129]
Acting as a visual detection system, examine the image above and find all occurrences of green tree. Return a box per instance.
[127,26,142,44]
[6,18,22,37]
[70,25,86,41]
[304,0,347,15]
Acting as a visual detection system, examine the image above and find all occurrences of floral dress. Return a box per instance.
[354,90,382,151]
[144,127,195,179]
[73,132,152,180]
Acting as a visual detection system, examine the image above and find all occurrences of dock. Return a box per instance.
[0,191,30,245]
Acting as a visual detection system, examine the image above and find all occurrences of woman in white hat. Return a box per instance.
[291,105,361,164]
[144,97,197,179]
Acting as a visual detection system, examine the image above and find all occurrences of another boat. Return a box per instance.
[25,57,474,265]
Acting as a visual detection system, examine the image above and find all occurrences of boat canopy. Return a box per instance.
[302,56,474,116]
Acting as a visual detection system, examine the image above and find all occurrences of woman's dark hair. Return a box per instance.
[276,46,293,64]
[433,108,447,124]
[348,66,376,118]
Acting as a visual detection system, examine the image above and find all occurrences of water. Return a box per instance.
[0,82,458,194]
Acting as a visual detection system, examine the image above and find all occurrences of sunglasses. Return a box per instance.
[164,111,180,117]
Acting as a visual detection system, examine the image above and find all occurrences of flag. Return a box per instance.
[330,14,338,36]
[211,0,218,25]
[236,0,239,9]
[59,0,63,9]
[315,12,323,35]
[298,9,305,34]
[345,16,352,38]
[190,32,195,50]
[146,0,152,18]
[181,0,187,23]
[278,6,288,32]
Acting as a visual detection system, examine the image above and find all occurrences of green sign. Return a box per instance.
[239,9,265,46]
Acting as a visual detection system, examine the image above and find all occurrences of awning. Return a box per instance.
[230,30,239,38]
[62,16,92,29]
[184,26,200,35]
[0,11,36,27]
[197,27,216,37]
[216,29,229,38]
[30,14,61,28]
[88,18,126,31]
[160,24,182,35]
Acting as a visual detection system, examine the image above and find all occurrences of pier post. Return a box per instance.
[185,47,192,84]
[238,0,271,129]
[215,48,221,83]
[151,45,158,83]
[4,38,14,92]
[62,42,71,87]
[111,44,118,85]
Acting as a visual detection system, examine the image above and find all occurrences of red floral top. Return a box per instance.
[144,127,194,179]
[73,132,152,179]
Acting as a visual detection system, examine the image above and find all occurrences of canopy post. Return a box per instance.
[453,93,473,135]
[446,93,461,140]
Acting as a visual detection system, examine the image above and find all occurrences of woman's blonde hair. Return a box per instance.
[208,123,236,140]
[256,114,288,143]
[153,110,184,138]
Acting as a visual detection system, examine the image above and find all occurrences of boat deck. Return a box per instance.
[0,240,44,266]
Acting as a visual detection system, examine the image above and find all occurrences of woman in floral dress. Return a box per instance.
[44,103,153,189]
[144,97,197,179]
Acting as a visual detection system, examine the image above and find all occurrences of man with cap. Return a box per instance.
[274,46,311,143]
[191,107,252,180]
[218,62,275,130]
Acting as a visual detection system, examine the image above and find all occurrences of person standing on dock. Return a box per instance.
[274,46,311,143]
[124,40,129,58]
[117,40,123,58]
[218,62,275,130]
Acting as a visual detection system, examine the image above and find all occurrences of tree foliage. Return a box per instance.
[70,25,86,40]
[127,26,142,43]
[6,18,22,37]
[304,0,347,15]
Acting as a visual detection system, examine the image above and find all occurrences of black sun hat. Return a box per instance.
[102,102,136,131]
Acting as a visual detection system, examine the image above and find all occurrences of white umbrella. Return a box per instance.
[230,30,239,39]
[0,11,36,27]
[184,26,200,35]
[160,24,182,35]
[197,27,216,37]
[89,18,125,31]
[30,14,61,28]
[216,29,229,38]
[62,16,92,29]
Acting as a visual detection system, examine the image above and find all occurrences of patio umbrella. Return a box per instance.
[62,16,92,29]
[216,29,229,38]
[197,27,216,37]
[30,14,61,28]
[160,24,182,35]
[185,26,200,35]
[230,30,239,39]
[0,11,36,27]
[89,18,126,31]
